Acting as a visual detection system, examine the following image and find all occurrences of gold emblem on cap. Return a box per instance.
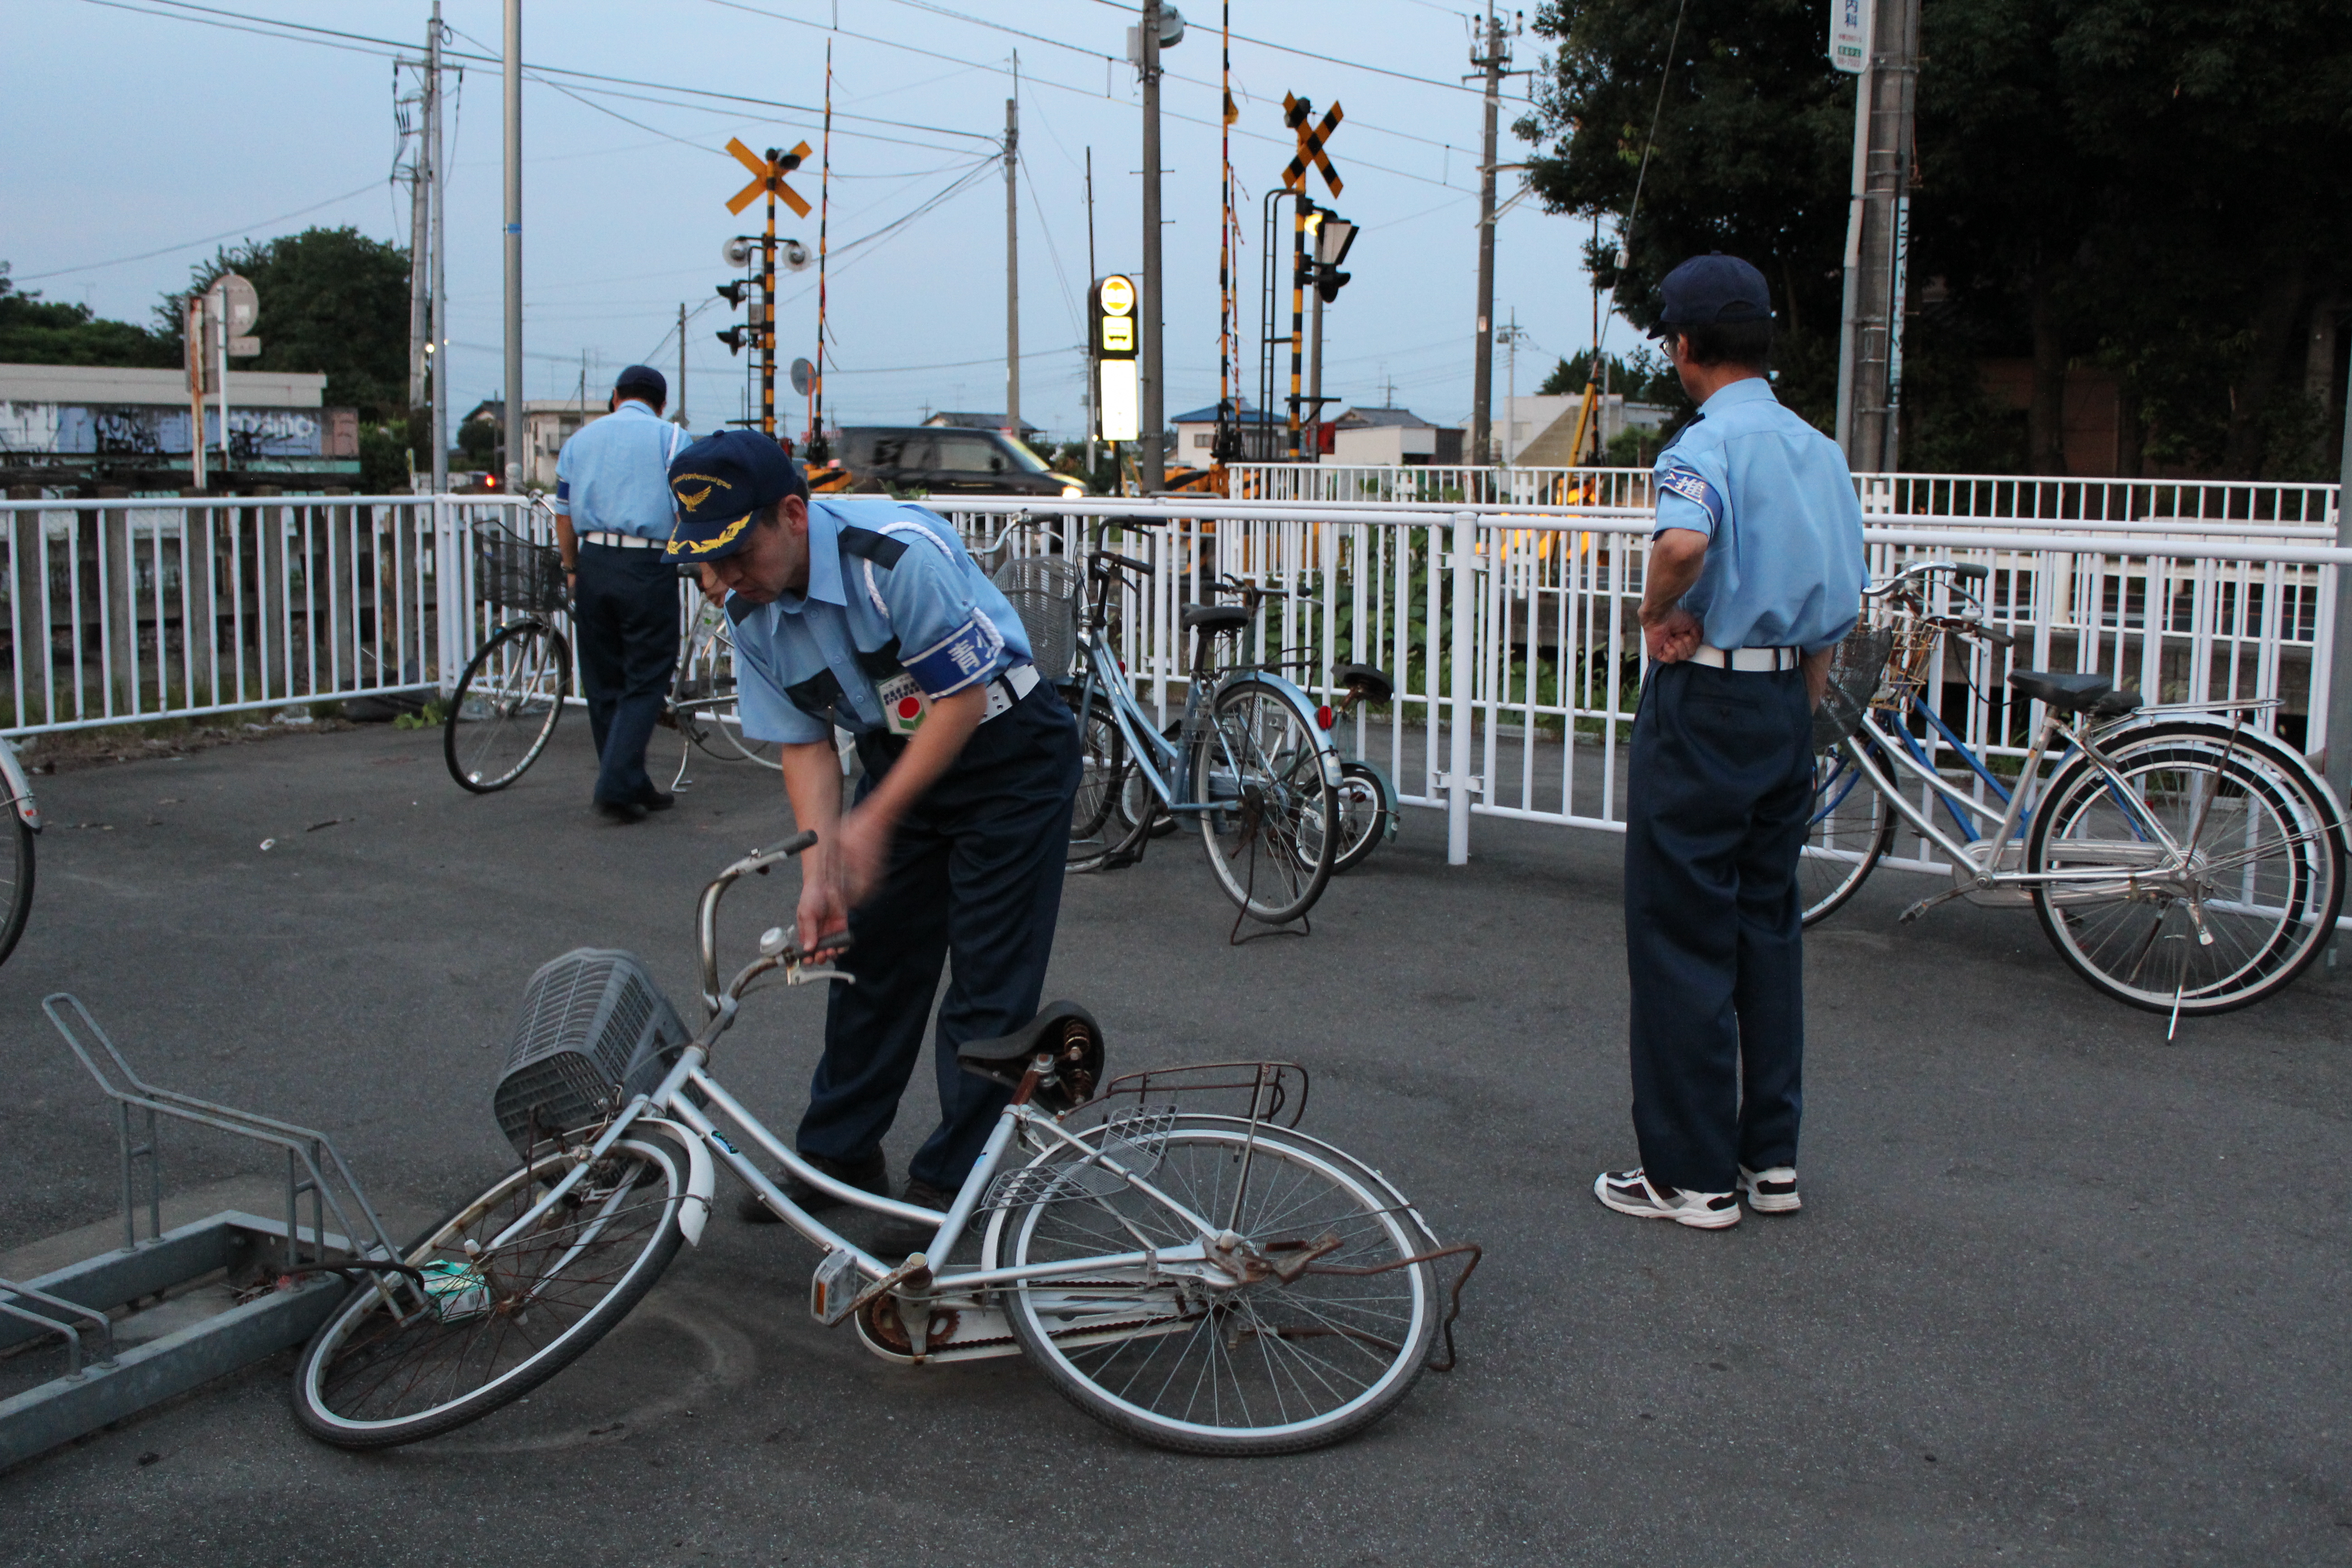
[671,472,732,511]
[666,512,753,556]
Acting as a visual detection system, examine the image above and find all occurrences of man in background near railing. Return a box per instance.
[553,365,691,824]
[1596,253,1866,1230]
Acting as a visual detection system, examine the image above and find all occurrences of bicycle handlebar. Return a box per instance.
[1092,550,1152,577]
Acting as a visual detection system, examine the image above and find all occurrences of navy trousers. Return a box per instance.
[797,684,1082,1189]
[1623,659,1814,1194]
[572,544,680,807]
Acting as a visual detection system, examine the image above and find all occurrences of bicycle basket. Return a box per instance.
[472,521,567,617]
[989,555,1083,681]
[1812,623,1893,748]
[491,948,691,1155]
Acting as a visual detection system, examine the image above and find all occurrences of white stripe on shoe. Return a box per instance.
[1593,1168,1742,1229]
[1739,1165,1802,1213]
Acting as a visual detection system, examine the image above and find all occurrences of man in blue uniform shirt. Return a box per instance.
[553,365,691,823]
[1595,253,1866,1230]
[661,430,1081,1215]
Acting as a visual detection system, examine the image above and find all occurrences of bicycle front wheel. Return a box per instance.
[676,615,779,768]
[446,622,569,792]
[1069,691,1127,845]
[986,1125,1436,1456]
[1802,739,1892,925]
[2028,740,2342,1014]
[1331,760,1394,874]
[0,816,35,967]
[1193,676,1339,923]
[292,1129,688,1448]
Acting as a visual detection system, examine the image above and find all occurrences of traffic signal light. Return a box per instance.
[715,280,749,307]
[1310,213,1357,304]
[716,325,749,355]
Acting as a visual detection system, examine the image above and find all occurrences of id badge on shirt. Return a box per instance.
[877,671,930,735]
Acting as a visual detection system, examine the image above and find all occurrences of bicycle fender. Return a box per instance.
[0,743,39,832]
[637,1116,715,1246]
[1353,760,1402,841]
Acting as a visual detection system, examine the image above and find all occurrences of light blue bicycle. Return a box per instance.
[1049,539,1343,926]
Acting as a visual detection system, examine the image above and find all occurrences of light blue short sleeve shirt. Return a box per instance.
[552,400,690,539]
[1650,377,1866,653]
[728,498,1035,746]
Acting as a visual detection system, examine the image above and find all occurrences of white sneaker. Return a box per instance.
[1593,1168,1741,1229]
[1739,1166,1802,1214]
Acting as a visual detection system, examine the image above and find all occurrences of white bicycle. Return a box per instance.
[291,833,1476,1455]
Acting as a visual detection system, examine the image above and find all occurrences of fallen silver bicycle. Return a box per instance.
[290,833,1477,1455]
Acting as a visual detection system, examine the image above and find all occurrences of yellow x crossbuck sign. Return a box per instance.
[725,138,813,218]
[1281,93,1344,197]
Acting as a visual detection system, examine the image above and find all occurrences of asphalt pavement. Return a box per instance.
[1,715,2348,1567]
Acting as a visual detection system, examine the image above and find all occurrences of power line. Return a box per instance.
[1079,0,1527,99]
[13,178,387,281]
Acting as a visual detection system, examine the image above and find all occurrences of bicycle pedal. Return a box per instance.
[810,1246,858,1326]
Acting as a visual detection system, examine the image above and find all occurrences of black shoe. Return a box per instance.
[736,1149,888,1223]
[593,798,647,824]
[637,788,677,812]
[902,1177,956,1212]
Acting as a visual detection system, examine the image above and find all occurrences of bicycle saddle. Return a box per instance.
[2007,669,2141,716]
[1180,604,1251,635]
[1334,662,1394,704]
[957,1000,1105,1112]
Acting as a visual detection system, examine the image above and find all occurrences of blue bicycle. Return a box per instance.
[1804,560,2345,1019]
[1059,544,1344,925]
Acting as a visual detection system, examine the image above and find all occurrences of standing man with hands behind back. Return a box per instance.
[552,364,690,824]
[1595,254,1866,1230]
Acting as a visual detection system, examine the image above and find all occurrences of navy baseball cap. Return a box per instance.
[612,364,667,404]
[663,429,807,562]
[1647,252,1773,337]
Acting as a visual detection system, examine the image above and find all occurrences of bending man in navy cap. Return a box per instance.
[1595,254,1865,1230]
[662,430,1081,1215]
[553,365,691,823]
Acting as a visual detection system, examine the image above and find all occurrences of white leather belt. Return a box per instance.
[1690,644,1798,672]
[581,531,662,550]
[980,663,1040,721]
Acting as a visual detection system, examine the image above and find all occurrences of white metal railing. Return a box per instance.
[935,495,2352,875]
[12,486,2347,890]
[1229,463,2340,541]
[0,493,535,736]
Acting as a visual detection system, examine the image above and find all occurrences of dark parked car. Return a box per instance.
[818,426,1088,498]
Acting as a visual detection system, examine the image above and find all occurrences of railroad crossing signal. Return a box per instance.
[725,137,812,218]
[1281,93,1343,197]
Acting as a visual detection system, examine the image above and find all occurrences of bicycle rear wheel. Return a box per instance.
[446,621,569,792]
[292,1129,687,1448]
[1331,760,1394,873]
[1802,739,1893,925]
[986,1125,1436,1455]
[1118,720,1181,838]
[1193,676,1339,923]
[2028,739,2342,1014]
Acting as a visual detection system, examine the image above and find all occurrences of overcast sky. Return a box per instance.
[6,0,1613,440]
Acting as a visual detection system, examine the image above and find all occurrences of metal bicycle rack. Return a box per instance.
[0,995,402,1470]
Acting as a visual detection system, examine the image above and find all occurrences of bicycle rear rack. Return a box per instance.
[0,995,403,1471]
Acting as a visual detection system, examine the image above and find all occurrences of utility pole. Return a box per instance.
[676,302,688,428]
[1308,253,1326,460]
[1139,1,1166,492]
[404,59,431,418]
[501,0,523,492]
[1834,0,1920,473]
[427,0,447,495]
[1004,73,1020,441]
[1469,5,1508,472]
[1498,309,1528,466]
[1085,145,1098,478]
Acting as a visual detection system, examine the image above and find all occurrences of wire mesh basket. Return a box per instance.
[1811,622,1895,748]
[473,520,568,617]
[990,555,1084,681]
[490,948,690,1155]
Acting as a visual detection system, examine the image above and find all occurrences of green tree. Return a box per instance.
[1518,0,1855,431]
[157,227,415,420]
[1537,346,1684,405]
[0,264,179,367]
